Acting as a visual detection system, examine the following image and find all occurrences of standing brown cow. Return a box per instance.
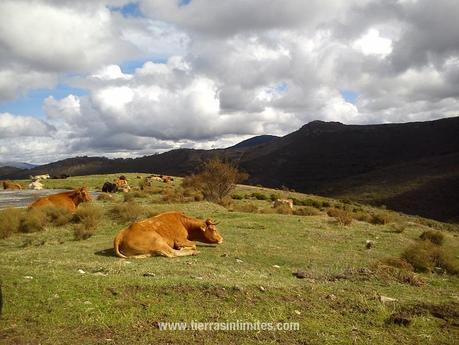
[2,180,22,190]
[114,212,223,258]
[29,187,92,211]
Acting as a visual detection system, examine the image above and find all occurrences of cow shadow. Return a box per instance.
[95,248,116,257]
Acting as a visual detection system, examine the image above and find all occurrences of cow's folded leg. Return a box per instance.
[174,239,197,250]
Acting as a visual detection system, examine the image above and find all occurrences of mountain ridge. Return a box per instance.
[2,116,458,222]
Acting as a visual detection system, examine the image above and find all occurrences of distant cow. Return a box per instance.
[2,180,22,190]
[29,187,91,212]
[28,180,44,190]
[162,176,174,183]
[113,212,223,258]
[31,174,50,180]
[272,199,294,209]
[102,182,118,193]
[51,174,70,179]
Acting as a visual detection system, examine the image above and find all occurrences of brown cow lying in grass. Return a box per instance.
[2,180,22,190]
[29,187,92,212]
[114,212,223,258]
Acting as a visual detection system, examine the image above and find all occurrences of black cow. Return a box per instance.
[102,182,118,193]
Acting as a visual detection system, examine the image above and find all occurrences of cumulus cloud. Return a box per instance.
[0,0,458,163]
[0,113,55,137]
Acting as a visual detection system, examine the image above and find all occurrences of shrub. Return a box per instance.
[380,257,414,271]
[275,204,293,215]
[0,208,23,239]
[97,193,112,201]
[42,205,73,226]
[390,222,408,233]
[419,230,444,245]
[123,193,135,202]
[373,262,424,287]
[293,206,321,216]
[110,201,145,223]
[327,208,352,226]
[251,192,268,200]
[270,193,282,201]
[20,208,47,233]
[322,201,331,208]
[161,187,186,203]
[370,212,394,225]
[352,211,373,223]
[231,194,243,200]
[233,203,258,213]
[402,242,458,275]
[73,204,104,231]
[182,159,248,203]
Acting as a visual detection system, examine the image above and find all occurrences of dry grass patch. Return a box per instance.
[293,206,321,216]
[419,230,444,245]
[402,242,458,275]
[0,208,23,239]
[327,208,352,226]
[110,201,145,223]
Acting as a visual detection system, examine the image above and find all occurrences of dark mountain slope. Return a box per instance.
[2,117,458,221]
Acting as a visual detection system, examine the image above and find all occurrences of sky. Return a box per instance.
[0,0,458,164]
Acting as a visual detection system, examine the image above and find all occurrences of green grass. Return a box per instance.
[1,174,458,344]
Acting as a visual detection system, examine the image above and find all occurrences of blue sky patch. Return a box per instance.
[120,57,168,74]
[179,0,192,7]
[340,90,359,104]
[0,85,86,118]
[108,2,143,18]
[276,82,288,93]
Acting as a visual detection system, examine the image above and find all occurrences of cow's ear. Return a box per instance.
[200,225,206,232]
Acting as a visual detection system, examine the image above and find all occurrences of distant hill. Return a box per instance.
[2,117,459,222]
[228,135,279,149]
[0,162,37,170]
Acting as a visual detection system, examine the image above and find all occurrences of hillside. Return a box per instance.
[0,173,458,344]
[2,117,459,222]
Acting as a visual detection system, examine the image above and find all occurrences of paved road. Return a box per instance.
[0,189,98,209]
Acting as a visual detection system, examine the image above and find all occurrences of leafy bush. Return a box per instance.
[293,206,321,216]
[231,194,243,200]
[327,208,352,226]
[251,192,268,200]
[0,208,23,239]
[110,201,145,223]
[402,242,458,275]
[182,159,248,204]
[419,230,444,245]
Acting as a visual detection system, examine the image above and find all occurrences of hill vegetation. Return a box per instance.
[2,117,458,222]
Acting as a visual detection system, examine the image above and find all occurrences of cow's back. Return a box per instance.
[30,193,76,211]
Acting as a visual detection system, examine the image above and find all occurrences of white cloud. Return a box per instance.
[353,29,392,57]
[0,113,55,137]
[1,0,459,163]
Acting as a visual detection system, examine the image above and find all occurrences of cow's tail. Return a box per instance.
[113,229,128,259]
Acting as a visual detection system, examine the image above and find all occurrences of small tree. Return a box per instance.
[183,158,248,204]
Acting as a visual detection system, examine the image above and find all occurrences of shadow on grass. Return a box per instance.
[95,248,115,257]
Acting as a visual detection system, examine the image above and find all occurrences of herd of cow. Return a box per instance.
[1,174,57,191]
[2,174,222,258]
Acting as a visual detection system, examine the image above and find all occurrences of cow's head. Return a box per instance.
[75,187,92,203]
[191,219,223,244]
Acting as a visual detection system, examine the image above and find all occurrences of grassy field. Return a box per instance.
[0,174,458,344]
